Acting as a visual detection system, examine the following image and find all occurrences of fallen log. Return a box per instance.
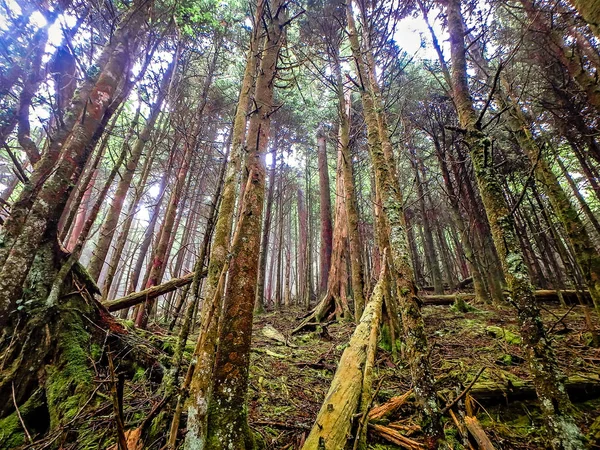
[301,270,385,449]
[423,290,591,306]
[467,373,600,403]
[103,270,207,312]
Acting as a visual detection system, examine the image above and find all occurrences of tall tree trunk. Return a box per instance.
[183,5,264,446]
[347,5,442,444]
[0,2,150,325]
[203,1,284,446]
[135,140,192,329]
[333,48,365,319]
[256,152,277,312]
[317,126,333,293]
[87,56,178,282]
[447,0,584,446]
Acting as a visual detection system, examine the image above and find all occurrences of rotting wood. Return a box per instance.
[464,416,496,450]
[368,390,413,421]
[301,267,385,449]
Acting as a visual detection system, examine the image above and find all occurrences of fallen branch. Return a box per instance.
[441,367,486,414]
[368,390,413,421]
[464,416,495,450]
[369,423,424,450]
[103,270,207,312]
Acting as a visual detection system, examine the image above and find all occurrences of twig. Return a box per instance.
[4,144,28,183]
[441,367,486,414]
[548,304,576,334]
[12,382,32,443]
[108,351,128,450]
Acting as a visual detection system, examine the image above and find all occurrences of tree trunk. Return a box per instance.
[347,5,442,444]
[184,6,264,446]
[447,0,584,446]
[255,151,277,313]
[203,2,284,446]
[87,56,177,282]
[317,126,333,294]
[301,269,385,449]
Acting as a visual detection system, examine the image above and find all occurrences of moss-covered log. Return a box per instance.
[423,290,591,305]
[301,273,385,449]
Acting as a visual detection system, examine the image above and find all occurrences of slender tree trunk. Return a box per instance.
[203,2,284,446]
[447,0,584,446]
[88,57,177,281]
[135,137,193,328]
[317,126,333,293]
[256,151,277,312]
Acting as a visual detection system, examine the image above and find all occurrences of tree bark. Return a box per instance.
[203,2,284,446]
[447,0,584,446]
[317,126,333,294]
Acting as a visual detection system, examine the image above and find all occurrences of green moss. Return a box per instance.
[450,296,477,313]
[133,366,147,383]
[90,343,102,361]
[45,307,95,428]
[0,389,45,448]
[444,427,465,449]
[486,325,522,345]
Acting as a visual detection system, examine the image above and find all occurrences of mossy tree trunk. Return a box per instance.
[347,5,443,445]
[0,2,152,447]
[447,0,585,447]
[183,2,264,447]
[0,0,151,326]
[203,0,285,447]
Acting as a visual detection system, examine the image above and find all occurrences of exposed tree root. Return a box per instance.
[0,256,162,449]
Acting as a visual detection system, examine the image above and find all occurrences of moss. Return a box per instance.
[0,389,46,448]
[450,296,477,313]
[133,366,147,383]
[444,427,465,449]
[90,343,102,361]
[486,325,522,345]
[45,306,95,428]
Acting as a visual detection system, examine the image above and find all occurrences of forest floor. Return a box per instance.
[245,300,600,449]
[87,300,600,450]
